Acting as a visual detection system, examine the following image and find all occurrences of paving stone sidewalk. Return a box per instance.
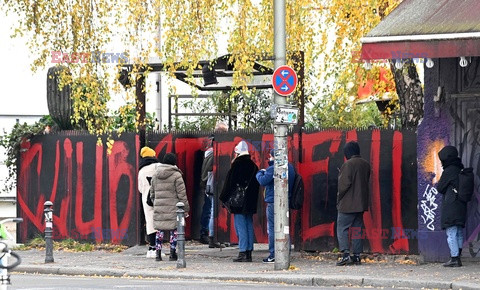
[13,242,480,289]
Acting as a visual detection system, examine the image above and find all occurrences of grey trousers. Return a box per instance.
[337,212,364,254]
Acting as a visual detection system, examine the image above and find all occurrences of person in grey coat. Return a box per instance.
[336,141,371,266]
[150,153,190,261]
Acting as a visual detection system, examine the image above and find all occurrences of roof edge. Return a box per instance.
[362,32,480,44]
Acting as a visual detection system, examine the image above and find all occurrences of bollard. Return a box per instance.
[44,201,54,263]
[176,202,186,268]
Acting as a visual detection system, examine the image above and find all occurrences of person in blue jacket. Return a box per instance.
[255,149,294,263]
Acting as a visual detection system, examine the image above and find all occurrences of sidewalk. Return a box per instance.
[14,242,480,289]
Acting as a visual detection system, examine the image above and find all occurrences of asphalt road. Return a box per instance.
[8,273,392,290]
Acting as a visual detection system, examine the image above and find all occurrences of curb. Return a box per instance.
[16,265,479,289]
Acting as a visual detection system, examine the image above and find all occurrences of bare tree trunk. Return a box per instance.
[389,59,424,128]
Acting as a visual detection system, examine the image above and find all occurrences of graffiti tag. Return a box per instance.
[420,184,439,231]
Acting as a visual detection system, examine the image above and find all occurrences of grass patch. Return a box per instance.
[15,236,127,252]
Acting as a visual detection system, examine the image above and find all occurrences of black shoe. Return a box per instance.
[209,237,225,248]
[458,249,463,267]
[155,250,162,261]
[233,252,248,262]
[169,249,178,261]
[200,234,209,245]
[443,257,461,267]
[336,255,353,266]
[245,250,252,262]
[351,255,362,265]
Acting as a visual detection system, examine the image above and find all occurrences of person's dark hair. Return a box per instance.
[163,153,177,165]
[344,141,360,160]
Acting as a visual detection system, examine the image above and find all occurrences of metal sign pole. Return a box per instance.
[273,0,290,270]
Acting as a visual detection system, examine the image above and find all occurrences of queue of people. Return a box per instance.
[138,139,371,265]
[138,137,467,268]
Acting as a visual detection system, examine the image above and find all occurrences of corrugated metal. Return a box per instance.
[367,0,480,37]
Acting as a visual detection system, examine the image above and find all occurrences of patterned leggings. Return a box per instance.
[155,229,178,251]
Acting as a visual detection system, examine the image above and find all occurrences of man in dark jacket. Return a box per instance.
[256,149,294,263]
[336,141,370,266]
[437,145,466,267]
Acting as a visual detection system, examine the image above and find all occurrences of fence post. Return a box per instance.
[176,202,186,268]
[44,201,54,263]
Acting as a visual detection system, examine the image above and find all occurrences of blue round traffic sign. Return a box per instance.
[272,65,298,96]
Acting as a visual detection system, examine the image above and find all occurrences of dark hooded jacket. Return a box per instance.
[219,154,260,214]
[139,157,159,171]
[437,146,466,229]
[337,141,371,213]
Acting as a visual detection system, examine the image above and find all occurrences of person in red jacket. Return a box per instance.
[336,141,371,266]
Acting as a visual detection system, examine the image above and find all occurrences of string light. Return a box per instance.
[425,58,434,68]
[395,59,403,69]
[363,60,372,70]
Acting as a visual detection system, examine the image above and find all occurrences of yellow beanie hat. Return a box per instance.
[140,147,156,158]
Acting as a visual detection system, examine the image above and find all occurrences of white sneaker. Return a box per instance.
[146,249,156,258]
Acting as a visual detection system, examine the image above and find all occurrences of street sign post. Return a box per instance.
[273,0,290,271]
[272,65,298,96]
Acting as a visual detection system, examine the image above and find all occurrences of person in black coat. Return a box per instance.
[437,145,467,267]
[219,140,259,262]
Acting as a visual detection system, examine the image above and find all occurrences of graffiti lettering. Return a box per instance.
[420,184,439,231]
[18,130,417,254]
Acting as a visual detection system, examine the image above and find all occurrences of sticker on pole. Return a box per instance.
[271,104,299,125]
[272,65,298,96]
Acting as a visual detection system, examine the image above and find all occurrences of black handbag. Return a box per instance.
[224,171,255,211]
[226,185,247,208]
[146,176,154,207]
[146,192,154,207]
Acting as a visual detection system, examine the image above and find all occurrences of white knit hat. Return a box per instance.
[234,140,249,156]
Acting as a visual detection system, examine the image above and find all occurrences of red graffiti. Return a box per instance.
[389,131,409,253]
[108,141,135,244]
[300,130,342,242]
[18,130,415,253]
[175,136,206,237]
[18,136,137,245]
[363,130,383,252]
[74,142,103,242]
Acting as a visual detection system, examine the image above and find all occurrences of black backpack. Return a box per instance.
[289,170,304,210]
[454,167,475,202]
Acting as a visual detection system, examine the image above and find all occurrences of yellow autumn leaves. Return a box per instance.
[3,0,402,138]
